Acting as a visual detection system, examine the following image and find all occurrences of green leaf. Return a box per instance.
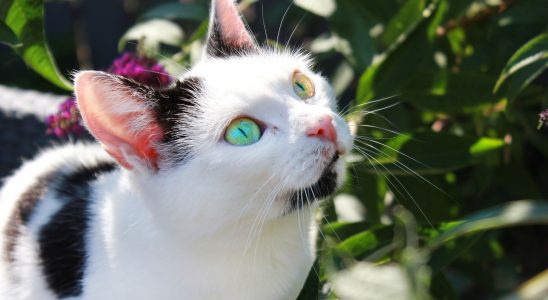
[428,234,483,274]
[0,20,18,45]
[327,0,377,71]
[358,132,505,174]
[356,1,442,104]
[333,226,394,260]
[380,0,426,47]
[0,0,72,90]
[184,21,208,46]
[494,33,548,100]
[428,200,548,250]
[322,221,376,240]
[141,2,207,22]
[390,175,453,223]
[404,71,500,113]
[495,0,548,27]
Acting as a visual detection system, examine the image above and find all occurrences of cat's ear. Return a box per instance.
[206,0,257,57]
[74,71,163,171]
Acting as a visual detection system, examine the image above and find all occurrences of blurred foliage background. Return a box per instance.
[1,0,548,299]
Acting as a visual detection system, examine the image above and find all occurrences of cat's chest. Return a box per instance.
[80,196,315,300]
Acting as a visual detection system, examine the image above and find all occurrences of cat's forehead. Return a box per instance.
[187,50,315,89]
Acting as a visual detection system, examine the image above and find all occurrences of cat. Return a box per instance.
[0,0,353,299]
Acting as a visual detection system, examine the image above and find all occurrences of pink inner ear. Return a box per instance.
[216,0,255,48]
[75,71,163,170]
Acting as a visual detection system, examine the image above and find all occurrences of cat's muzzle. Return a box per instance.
[286,153,340,212]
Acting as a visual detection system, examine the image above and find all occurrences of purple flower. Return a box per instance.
[539,109,548,130]
[108,53,172,88]
[45,52,172,138]
[45,97,85,138]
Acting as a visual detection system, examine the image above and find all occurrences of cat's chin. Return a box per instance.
[284,153,340,214]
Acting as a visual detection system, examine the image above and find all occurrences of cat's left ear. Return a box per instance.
[205,0,257,57]
[74,71,163,171]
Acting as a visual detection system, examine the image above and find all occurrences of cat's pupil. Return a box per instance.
[225,118,261,146]
[238,128,248,138]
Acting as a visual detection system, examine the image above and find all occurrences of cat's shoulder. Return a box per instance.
[1,143,112,196]
[0,142,115,227]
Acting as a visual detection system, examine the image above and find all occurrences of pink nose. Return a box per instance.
[306,115,337,144]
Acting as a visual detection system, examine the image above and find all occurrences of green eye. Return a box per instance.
[225,118,262,146]
[292,70,315,100]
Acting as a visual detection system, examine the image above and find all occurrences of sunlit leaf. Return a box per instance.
[294,0,336,18]
[330,262,411,300]
[334,226,394,260]
[119,19,184,54]
[322,221,375,240]
[0,0,72,90]
[428,200,548,250]
[494,33,548,100]
[500,268,548,300]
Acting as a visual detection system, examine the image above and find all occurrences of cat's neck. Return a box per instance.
[93,168,316,254]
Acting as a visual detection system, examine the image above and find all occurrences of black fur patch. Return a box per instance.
[38,162,116,298]
[4,172,56,263]
[154,77,202,162]
[114,75,203,164]
[288,155,339,212]
[207,20,257,58]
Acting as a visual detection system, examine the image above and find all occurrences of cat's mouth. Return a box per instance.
[286,152,340,212]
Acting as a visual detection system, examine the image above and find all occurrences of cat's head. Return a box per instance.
[74,0,353,222]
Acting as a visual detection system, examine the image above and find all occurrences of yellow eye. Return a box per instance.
[292,71,315,100]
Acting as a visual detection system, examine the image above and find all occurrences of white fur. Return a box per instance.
[0,31,353,300]
[0,144,112,300]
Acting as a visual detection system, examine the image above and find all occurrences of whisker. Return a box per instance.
[261,4,269,42]
[353,147,410,209]
[354,137,429,169]
[355,139,449,197]
[242,177,283,258]
[354,147,435,229]
[286,12,308,47]
[342,94,401,116]
[276,2,294,46]
[252,180,286,262]
[361,101,401,116]
[357,124,410,138]
[361,110,405,133]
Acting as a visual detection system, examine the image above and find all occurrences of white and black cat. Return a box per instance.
[0,0,353,299]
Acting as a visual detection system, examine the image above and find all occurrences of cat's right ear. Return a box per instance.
[74,71,163,171]
[205,0,257,57]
